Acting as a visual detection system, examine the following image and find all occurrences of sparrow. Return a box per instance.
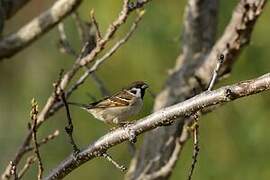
[68,81,148,125]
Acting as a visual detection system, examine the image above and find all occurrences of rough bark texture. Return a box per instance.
[126,0,267,179]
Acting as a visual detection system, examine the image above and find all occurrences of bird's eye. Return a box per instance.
[130,89,137,94]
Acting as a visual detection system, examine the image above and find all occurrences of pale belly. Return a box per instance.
[87,98,143,125]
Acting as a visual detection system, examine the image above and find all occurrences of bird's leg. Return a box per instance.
[119,121,134,126]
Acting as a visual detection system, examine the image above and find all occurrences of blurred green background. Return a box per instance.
[0,0,270,179]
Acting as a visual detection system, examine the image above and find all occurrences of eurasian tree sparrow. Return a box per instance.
[69,81,148,125]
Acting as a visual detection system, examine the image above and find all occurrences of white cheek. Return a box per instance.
[131,88,141,97]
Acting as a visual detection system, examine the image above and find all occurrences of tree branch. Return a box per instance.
[18,156,36,179]
[61,90,80,154]
[0,0,81,60]
[30,99,44,180]
[22,130,59,157]
[45,73,270,180]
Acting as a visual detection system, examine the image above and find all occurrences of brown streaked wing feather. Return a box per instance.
[117,90,134,100]
[109,96,130,106]
[88,90,132,108]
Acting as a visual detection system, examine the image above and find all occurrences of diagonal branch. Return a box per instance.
[45,73,270,180]
[22,130,60,155]
[17,156,37,179]
[0,0,82,60]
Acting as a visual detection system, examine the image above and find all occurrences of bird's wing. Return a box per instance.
[88,90,134,108]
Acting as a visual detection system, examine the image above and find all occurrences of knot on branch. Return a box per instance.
[128,0,146,11]
[225,88,238,100]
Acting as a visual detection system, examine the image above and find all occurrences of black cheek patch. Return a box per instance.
[141,89,146,98]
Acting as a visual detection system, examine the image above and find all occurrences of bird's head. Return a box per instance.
[126,81,149,98]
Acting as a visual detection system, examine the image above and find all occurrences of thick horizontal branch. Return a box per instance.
[45,73,270,180]
[0,0,81,60]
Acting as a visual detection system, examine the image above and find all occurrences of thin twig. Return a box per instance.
[23,130,60,153]
[72,11,97,47]
[207,54,225,91]
[72,12,85,44]
[72,13,98,63]
[90,9,102,41]
[18,156,37,179]
[60,90,80,154]
[57,23,77,57]
[102,152,127,172]
[30,99,44,180]
[187,114,199,180]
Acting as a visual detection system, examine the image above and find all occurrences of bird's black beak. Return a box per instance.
[142,84,149,89]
